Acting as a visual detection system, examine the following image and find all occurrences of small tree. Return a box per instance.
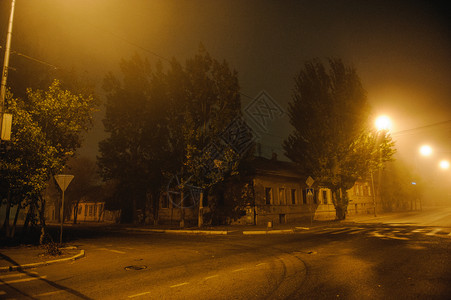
[284,58,395,220]
[0,80,98,239]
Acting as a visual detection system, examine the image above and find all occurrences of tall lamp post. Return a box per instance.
[372,115,391,217]
[0,0,16,141]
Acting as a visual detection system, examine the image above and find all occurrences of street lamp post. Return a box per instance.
[0,0,16,141]
[372,115,392,217]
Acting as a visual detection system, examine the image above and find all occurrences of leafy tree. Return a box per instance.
[98,47,247,225]
[0,80,98,239]
[283,58,395,220]
[99,54,169,223]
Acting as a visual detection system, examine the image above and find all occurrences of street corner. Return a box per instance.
[0,245,85,273]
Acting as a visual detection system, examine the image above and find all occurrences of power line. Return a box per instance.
[392,119,451,136]
[1,45,59,69]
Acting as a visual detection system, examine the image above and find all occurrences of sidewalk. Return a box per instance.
[0,245,84,272]
[123,218,338,235]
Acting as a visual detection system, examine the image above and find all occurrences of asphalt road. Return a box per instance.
[1,212,451,299]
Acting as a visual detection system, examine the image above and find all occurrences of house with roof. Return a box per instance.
[157,156,375,226]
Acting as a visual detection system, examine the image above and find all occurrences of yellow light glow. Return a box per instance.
[375,115,391,131]
[419,145,433,156]
[439,160,449,170]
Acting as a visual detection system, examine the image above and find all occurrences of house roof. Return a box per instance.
[250,157,306,180]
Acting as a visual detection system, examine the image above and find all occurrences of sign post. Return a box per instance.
[55,174,74,244]
[306,176,315,225]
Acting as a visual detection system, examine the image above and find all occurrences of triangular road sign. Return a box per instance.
[54,174,74,192]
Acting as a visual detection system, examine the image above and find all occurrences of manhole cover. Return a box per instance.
[124,265,147,271]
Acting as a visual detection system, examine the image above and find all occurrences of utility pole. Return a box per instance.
[1,0,16,140]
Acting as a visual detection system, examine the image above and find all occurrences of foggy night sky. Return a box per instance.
[1,0,450,165]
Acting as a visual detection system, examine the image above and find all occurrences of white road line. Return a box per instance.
[385,234,409,240]
[426,228,441,236]
[0,272,37,280]
[34,290,64,297]
[256,263,268,267]
[369,231,385,238]
[204,275,219,280]
[347,229,364,234]
[170,282,189,288]
[329,229,352,234]
[97,248,126,254]
[0,276,46,285]
[232,268,247,272]
[128,292,151,298]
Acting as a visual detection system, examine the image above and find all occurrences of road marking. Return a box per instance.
[0,272,37,280]
[426,228,441,236]
[347,229,364,234]
[0,276,46,285]
[97,248,126,254]
[256,263,268,267]
[170,282,189,288]
[34,290,64,297]
[329,229,352,234]
[232,268,247,272]
[204,275,219,280]
[128,292,151,298]
[385,234,409,240]
[369,231,385,238]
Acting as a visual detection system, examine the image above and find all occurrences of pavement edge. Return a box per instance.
[0,249,85,273]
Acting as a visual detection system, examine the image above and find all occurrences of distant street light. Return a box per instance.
[439,160,449,170]
[419,145,433,157]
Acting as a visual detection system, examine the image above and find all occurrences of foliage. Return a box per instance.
[98,46,246,224]
[379,159,421,212]
[283,58,396,220]
[0,80,98,238]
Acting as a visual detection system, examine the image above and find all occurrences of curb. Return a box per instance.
[125,228,228,235]
[0,250,85,273]
[243,229,295,235]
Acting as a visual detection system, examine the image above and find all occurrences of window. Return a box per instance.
[78,206,82,215]
[84,205,87,216]
[88,205,93,216]
[161,193,169,208]
[279,188,285,205]
[322,190,328,204]
[355,185,360,196]
[291,189,296,205]
[94,204,97,216]
[363,185,368,196]
[265,187,272,205]
[302,190,307,204]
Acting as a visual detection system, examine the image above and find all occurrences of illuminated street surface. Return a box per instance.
[0,208,450,299]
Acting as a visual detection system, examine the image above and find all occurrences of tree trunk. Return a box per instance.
[1,198,11,237]
[152,190,160,226]
[180,190,185,228]
[10,203,21,238]
[198,192,203,228]
[334,188,348,220]
[73,201,79,224]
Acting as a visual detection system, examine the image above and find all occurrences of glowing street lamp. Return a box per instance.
[375,115,392,131]
[439,160,449,170]
[419,145,433,157]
